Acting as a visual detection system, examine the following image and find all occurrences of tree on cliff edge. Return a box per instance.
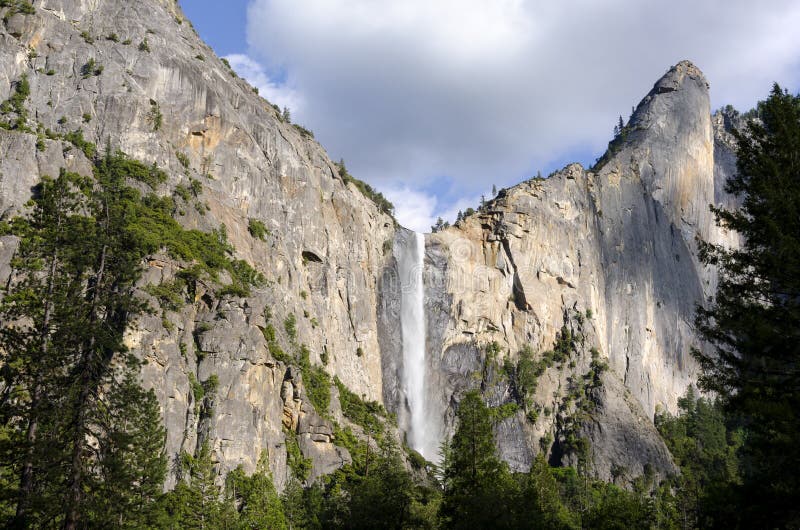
[695,84,800,526]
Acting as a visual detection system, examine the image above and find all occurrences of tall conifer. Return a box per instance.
[695,84,800,526]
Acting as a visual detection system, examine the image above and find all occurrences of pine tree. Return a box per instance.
[431,217,449,233]
[62,151,158,529]
[280,479,309,530]
[187,442,230,527]
[158,442,233,529]
[346,446,415,529]
[695,84,800,526]
[227,452,287,529]
[1,155,177,527]
[335,158,348,180]
[655,388,742,528]
[439,390,516,529]
[518,454,573,528]
[1,148,267,527]
[583,483,654,529]
[87,366,167,528]
[0,171,95,527]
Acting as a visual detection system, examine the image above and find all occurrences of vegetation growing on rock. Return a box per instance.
[248,218,269,240]
[0,149,264,527]
[335,158,395,216]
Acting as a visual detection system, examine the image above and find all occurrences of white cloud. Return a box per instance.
[243,0,800,229]
[223,53,300,113]
[383,186,493,233]
[382,187,439,233]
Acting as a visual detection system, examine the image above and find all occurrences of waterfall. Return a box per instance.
[398,231,438,461]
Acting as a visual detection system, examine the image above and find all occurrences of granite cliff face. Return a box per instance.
[378,61,739,481]
[0,0,394,489]
[0,1,737,487]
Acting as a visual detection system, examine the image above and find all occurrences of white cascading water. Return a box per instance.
[398,231,438,461]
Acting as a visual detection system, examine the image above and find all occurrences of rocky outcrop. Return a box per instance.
[282,368,352,484]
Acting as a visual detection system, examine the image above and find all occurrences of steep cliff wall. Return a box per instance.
[0,0,394,488]
[397,61,738,481]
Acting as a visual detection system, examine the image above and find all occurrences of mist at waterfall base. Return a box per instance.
[397,231,441,462]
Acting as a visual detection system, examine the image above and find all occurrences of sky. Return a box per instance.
[180,1,800,232]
